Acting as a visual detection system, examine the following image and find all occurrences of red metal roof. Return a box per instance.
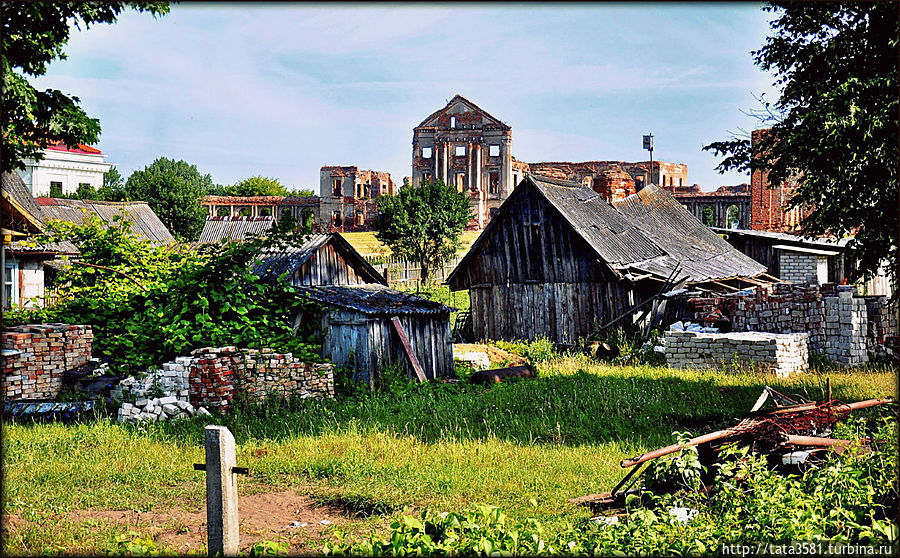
[47,141,102,155]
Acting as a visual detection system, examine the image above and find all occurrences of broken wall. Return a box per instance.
[1,324,92,400]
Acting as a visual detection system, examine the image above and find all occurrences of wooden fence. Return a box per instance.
[363,254,464,288]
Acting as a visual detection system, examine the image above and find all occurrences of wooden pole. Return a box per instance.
[205,425,239,556]
[391,317,427,382]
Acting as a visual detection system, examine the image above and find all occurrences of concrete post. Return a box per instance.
[205,425,239,556]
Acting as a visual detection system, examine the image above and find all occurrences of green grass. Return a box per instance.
[3,357,896,555]
[340,231,482,257]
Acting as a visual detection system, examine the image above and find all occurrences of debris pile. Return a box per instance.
[571,387,894,513]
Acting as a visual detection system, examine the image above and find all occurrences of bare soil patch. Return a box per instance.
[453,343,526,366]
[65,490,346,554]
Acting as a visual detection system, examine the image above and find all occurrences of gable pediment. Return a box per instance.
[416,95,510,130]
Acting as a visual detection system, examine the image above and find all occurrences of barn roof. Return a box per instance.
[34,198,174,245]
[295,284,454,316]
[2,171,47,233]
[199,216,275,243]
[448,175,766,287]
[253,233,387,285]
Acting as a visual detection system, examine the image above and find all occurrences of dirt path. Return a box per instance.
[63,490,347,554]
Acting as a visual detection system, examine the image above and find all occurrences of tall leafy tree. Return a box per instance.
[225,175,290,196]
[704,2,898,286]
[1,2,169,173]
[125,157,212,241]
[98,165,127,201]
[373,179,471,287]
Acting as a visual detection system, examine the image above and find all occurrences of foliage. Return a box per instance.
[294,188,317,197]
[1,2,169,173]
[600,327,666,367]
[110,532,160,556]
[373,178,471,286]
[217,175,291,197]
[124,157,213,241]
[22,214,323,375]
[324,412,898,555]
[703,2,899,286]
[100,165,127,200]
[248,540,290,556]
[643,431,705,493]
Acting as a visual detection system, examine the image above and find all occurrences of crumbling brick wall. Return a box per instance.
[687,281,876,366]
[189,346,334,412]
[1,324,92,401]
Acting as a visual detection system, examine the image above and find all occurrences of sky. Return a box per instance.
[31,2,780,195]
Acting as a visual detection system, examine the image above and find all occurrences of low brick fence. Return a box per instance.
[664,330,808,377]
[1,324,93,400]
[113,346,334,421]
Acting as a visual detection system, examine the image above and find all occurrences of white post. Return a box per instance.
[205,425,239,556]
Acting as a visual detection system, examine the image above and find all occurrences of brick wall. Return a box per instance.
[664,330,808,377]
[1,324,92,401]
[189,346,334,412]
[687,281,876,366]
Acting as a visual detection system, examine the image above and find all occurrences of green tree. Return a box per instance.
[294,188,317,197]
[226,175,290,197]
[97,165,127,201]
[373,179,471,287]
[125,157,212,241]
[703,2,898,286]
[1,2,169,173]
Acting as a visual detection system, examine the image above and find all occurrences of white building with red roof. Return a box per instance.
[18,141,112,197]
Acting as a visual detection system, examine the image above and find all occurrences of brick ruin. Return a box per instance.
[2,324,92,400]
[686,280,897,366]
[663,183,752,229]
[200,166,395,234]
[664,330,808,377]
[749,128,810,233]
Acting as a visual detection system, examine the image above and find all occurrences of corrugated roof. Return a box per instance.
[2,171,46,232]
[295,284,454,316]
[199,216,275,243]
[712,227,851,248]
[37,199,174,245]
[253,233,387,285]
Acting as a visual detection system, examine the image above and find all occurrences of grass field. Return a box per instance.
[340,231,482,257]
[3,354,896,555]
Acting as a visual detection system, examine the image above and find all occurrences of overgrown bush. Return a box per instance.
[492,337,557,364]
[6,215,324,376]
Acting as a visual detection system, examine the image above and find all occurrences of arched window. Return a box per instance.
[726,205,740,229]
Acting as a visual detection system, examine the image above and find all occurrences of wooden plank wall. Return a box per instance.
[293,243,369,287]
[470,282,633,344]
[456,184,634,344]
[323,309,454,386]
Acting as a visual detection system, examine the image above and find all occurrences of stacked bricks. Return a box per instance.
[823,286,868,366]
[664,330,809,377]
[188,346,334,412]
[1,324,93,401]
[111,357,208,422]
[189,347,237,412]
[863,296,898,346]
[778,251,821,284]
[234,349,335,403]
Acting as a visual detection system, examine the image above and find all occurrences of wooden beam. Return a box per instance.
[710,280,740,292]
[391,317,426,383]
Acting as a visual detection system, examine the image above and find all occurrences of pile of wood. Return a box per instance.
[571,387,894,513]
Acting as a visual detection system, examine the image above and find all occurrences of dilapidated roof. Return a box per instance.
[295,284,455,316]
[415,94,511,130]
[253,233,387,285]
[448,175,766,287]
[35,198,174,245]
[199,216,275,243]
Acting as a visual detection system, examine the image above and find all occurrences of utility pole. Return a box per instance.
[642,134,654,188]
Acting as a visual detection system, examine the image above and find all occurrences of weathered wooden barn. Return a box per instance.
[296,284,455,385]
[253,234,455,384]
[446,175,769,344]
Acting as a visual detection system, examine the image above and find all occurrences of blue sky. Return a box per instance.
[32,2,778,194]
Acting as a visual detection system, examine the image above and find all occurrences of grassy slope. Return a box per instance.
[3,358,896,554]
[340,231,482,257]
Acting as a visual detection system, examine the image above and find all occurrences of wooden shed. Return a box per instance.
[446,175,769,345]
[254,233,387,287]
[296,284,456,386]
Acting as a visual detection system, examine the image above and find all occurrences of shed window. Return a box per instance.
[455,145,466,157]
[489,144,500,157]
[422,146,432,159]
